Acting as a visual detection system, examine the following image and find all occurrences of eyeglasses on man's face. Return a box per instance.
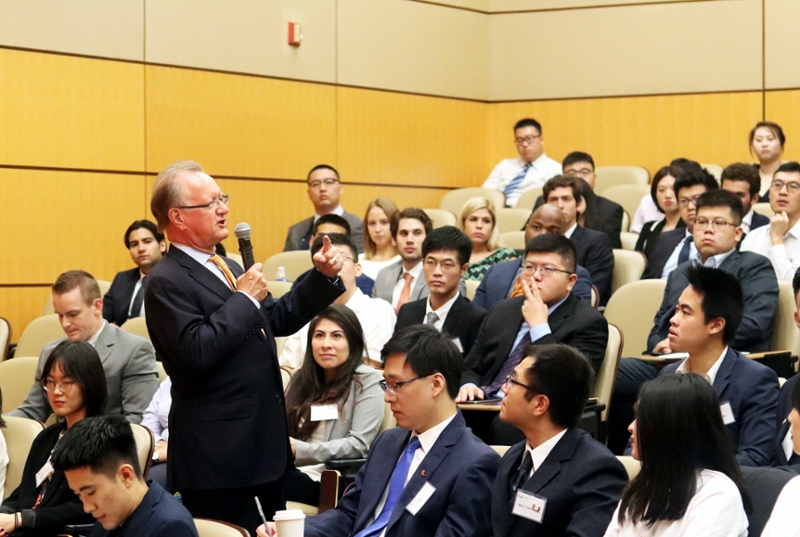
[521,264,572,277]
[177,194,229,210]
[379,375,429,394]
[693,217,737,232]
[308,178,340,189]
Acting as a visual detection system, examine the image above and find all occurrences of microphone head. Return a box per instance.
[234,222,251,240]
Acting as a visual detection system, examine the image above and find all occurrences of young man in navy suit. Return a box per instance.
[258,325,500,537]
[53,416,197,537]
[491,344,627,537]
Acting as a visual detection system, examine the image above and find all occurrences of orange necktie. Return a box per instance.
[396,272,414,314]
[509,275,524,298]
[208,254,237,290]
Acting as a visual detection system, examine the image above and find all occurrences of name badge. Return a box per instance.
[451,338,464,352]
[310,404,339,422]
[512,490,547,523]
[36,460,55,488]
[720,402,735,425]
[406,481,436,515]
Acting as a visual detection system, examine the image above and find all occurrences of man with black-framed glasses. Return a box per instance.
[456,234,608,404]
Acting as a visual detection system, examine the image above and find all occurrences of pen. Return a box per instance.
[255,497,273,537]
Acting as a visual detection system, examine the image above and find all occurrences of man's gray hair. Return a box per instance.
[150,160,204,231]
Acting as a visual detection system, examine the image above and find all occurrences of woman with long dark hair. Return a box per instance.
[0,340,108,536]
[635,165,685,258]
[604,373,750,537]
[283,304,384,506]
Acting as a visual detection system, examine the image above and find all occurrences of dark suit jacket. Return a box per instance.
[473,258,593,311]
[0,423,93,534]
[569,225,614,306]
[304,411,499,537]
[283,211,365,253]
[463,294,609,384]
[89,481,197,537]
[647,250,778,354]
[660,348,779,466]
[103,267,141,326]
[491,429,627,537]
[395,295,487,356]
[775,375,799,468]
[292,267,375,297]
[752,210,770,231]
[144,246,343,490]
[641,228,686,279]
[532,194,624,249]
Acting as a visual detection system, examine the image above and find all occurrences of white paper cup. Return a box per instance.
[273,509,305,537]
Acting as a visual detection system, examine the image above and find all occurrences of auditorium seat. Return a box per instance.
[262,251,314,282]
[2,416,44,501]
[194,518,249,537]
[0,356,40,413]
[496,208,530,234]
[620,231,638,251]
[15,314,63,358]
[611,250,646,295]
[499,231,525,250]
[616,456,641,481]
[753,202,775,219]
[120,316,150,341]
[422,208,457,229]
[595,166,649,194]
[131,422,154,479]
[605,279,667,356]
[0,316,10,361]
[515,187,544,211]
[465,280,479,301]
[772,280,800,359]
[602,184,651,225]
[267,280,293,299]
[594,323,623,423]
[701,163,723,181]
[439,188,505,216]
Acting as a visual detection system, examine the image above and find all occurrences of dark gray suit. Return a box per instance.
[283,211,364,253]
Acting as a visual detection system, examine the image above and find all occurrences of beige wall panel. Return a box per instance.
[489,0,762,100]
[490,0,689,11]
[337,87,489,188]
[0,170,149,284]
[145,0,336,83]
[0,49,145,170]
[488,92,762,176]
[765,0,800,89]
[765,91,800,162]
[0,0,143,60]
[145,65,337,178]
[409,0,489,10]
[337,0,489,100]
[0,286,53,344]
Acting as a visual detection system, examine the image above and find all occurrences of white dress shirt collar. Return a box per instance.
[676,346,727,385]
[314,204,345,220]
[525,428,568,477]
[425,292,460,329]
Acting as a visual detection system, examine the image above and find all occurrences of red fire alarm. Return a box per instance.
[288,22,302,46]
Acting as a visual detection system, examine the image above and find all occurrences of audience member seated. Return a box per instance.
[141,376,171,490]
[460,197,517,281]
[281,234,395,369]
[10,270,159,424]
[284,164,364,253]
[605,373,750,537]
[359,198,400,280]
[774,272,800,470]
[103,219,166,326]
[631,158,702,233]
[372,208,433,311]
[283,305,384,506]
[543,175,614,305]
[52,416,198,537]
[641,168,719,280]
[721,162,769,237]
[741,161,800,278]
[0,389,6,501]
[761,472,800,536]
[474,205,593,310]
[258,325,500,537]
[457,234,608,406]
[482,118,561,208]
[635,165,684,258]
[750,121,786,200]
[396,226,487,356]
[0,340,106,535]
[492,344,627,537]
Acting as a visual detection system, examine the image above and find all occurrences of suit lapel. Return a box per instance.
[546,294,575,335]
[169,246,234,301]
[355,431,411,531]
[497,443,526,537]
[94,324,115,365]
[441,296,466,334]
[502,259,523,298]
[718,249,741,272]
[497,299,525,362]
[712,347,737,400]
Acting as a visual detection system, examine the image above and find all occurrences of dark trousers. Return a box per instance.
[607,358,659,454]
[283,468,321,506]
[182,480,285,536]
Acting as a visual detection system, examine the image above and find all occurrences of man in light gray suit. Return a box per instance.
[11,270,159,424]
[372,208,434,312]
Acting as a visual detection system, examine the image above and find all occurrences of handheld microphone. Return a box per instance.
[234,222,256,270]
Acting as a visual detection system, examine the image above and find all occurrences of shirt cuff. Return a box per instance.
[529,323,552,342]
[237,290,261,308]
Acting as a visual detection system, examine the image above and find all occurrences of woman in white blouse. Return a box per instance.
[604,373,750,537]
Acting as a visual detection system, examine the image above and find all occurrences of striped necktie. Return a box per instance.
[503,163,532,200]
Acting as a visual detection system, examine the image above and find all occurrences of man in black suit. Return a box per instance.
[721,162,770,237]
[456,234,608,405]
[491,344,627,537]
[396,226,486,356]
[543,175,614,305]
[641,168,719,279]
[103,220,166,326]
[144,160,345,533]
[774,268,800,469]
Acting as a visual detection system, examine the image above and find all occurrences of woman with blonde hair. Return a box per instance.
[460,197,517,281]
[359,198,400,280]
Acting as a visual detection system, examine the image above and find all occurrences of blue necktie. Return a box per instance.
[503,163,532,201]
[677,236,693,265]
[355,437,421,537]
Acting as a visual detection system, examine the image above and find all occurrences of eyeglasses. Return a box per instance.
[678,195,702,207]
[42,378,76,393]
[423,258,460,271]
[379,375,429,394]
[177,194,229,210]
[308,178,340,189]
[694,218,737,231]
[504,372,534,393]
[341,255,355,264]
[521,264,573,277]
[771,179,800,193]
[566,168,593,178]
[514,135,541,146]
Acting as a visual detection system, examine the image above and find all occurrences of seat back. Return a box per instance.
[0,356,40,413]
[496,208,530,234]
[439,188,505,215]
[490,445,511,457]
[266,280,294,299]
[262,251,314,282]
[0,316,10,361]
[605,279,667,355]
[499,231,525,250]
[611,249,646,295]
[701,163,723,181]
[422,208,457,229]
[772,280,800,357]
[753,202,775,219]
[43,280,111,316]
[131,423,154,479]
[15,315,64,358]
[595,166,649,194]
[616,455,641,481]
[156,362,167,383]
[740,466,796,537]
[120,316,150,341]
[515,187,543,211]
[3,416,45,500]
[225,252,244,268]
[619,231,638,251]
[593,324,623,421]
[194,518,250,537]
[281,366,293,391]
[465,280,479,301]
[602,184,652,224]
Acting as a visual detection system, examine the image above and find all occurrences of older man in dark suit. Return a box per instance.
[145,160,345,533]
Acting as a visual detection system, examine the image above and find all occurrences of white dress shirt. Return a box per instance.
[740,218,800,279]
[128,270,146,318]
[483,154,562,208]
[359,254,401,281]
[391,261,423,309]
[172,243,260,307]
[740,209,755,235]
[523,429,568,478]
[661,230,697,279]
[603,469,748,537]
[141,377,172,443]
[279,289,396,370]
[424,292,460,331]
[761,474,800,537]
[675,347,727,385]
[632,194,663,234]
